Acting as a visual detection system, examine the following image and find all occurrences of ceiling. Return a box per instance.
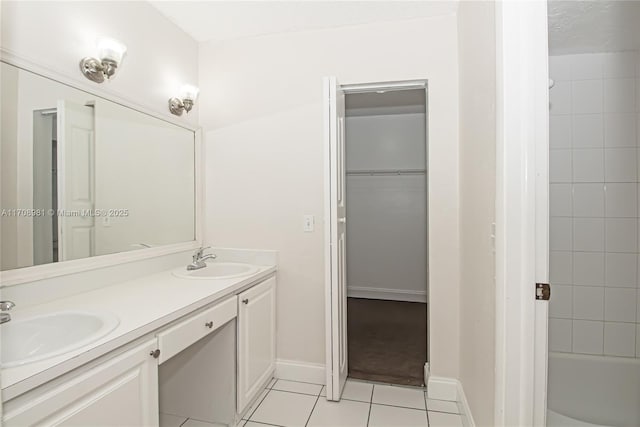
[149,1,458,44]
[548,0,640,54]
[346,89,426,117]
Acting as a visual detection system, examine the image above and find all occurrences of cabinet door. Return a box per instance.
[237,276,276,413]
[4,339,159,427]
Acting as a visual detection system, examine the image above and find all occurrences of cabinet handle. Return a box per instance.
[205,321,214,328]
[150,349,161,359]
[242,298,249,304]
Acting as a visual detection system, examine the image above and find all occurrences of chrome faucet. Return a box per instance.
[187,246,216,271]
[0,301,15,324]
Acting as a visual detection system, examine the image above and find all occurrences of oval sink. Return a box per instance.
[1,311,119,368]
[173,262,259,280]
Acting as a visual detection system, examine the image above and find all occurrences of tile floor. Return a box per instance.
[161,378,465,427]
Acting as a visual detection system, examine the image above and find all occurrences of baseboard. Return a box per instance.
[427,376,458,401]
[427,376,475,427]
[347,286,428,303]
[456,380,476,427]
[275,359,326,385]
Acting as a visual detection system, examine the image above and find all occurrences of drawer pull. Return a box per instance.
[242,298,249,304]
[150,349,161,359]
[205,321,214,328]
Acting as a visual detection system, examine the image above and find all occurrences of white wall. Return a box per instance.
[200,15,461,378]
[457,2,497,425]
[0,1,199,127]
[345,112,427,302]
[548,51,640,358]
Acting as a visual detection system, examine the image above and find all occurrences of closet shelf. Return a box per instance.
[346,169,426,176]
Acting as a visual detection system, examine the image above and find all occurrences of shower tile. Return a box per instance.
[550,81,572,115]
[604,288,637,322]
[603,52,638,79]
[571,54,604,80]
[549,55,572,81]
[573,184,604,217]
[550,149,572,183]
[550,218,573,251]
[573,252,604,286]
[550,251,572,285]
[605,183,637,218]
[550,285,572,319]
[572,320,604,355]
[573,80,603,114]
[604,322,636,357]
[550,115,572,149]
[604,148,637,182]
[605,218,638,253]
[550,184,572,217]
[549,319,572,352]
[573,149,604,183]
[572,115,603,148]
[573,218,604,252]
[636,325,640,358]
[604,79,636,113]
[573,286,604,320]
[604,114,636,148]
[604,253,637,288]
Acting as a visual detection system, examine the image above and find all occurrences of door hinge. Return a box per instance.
[536,283,551,301]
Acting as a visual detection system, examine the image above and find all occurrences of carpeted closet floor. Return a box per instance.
[347,297,427,387]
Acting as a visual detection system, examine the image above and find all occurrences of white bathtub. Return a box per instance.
[548,352,640,427]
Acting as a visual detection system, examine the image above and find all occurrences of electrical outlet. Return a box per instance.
[303,215,315,232]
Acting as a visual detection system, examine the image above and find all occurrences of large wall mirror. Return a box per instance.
[1,62,196,273]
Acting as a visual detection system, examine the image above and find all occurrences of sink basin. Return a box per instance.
[1,311,119,368]
[173,262,259,280]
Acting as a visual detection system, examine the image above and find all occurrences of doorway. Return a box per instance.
[324,78,429,399]
[345,89,428,386]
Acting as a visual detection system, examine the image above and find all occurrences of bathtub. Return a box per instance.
[547,352,640,427]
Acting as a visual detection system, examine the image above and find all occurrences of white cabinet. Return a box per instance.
[157,295,237,364]
[3,339,159,427]
[237,276,276,413]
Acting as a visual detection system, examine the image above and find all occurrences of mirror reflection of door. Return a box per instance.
[56,100,96,262]
[33,101,96,265]
[32,108,58,265]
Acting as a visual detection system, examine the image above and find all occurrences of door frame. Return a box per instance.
[494,1,549,426]
[323,78,429,401]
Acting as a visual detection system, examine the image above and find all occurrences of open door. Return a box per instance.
[56,100,95,261]
[324,76,348,401]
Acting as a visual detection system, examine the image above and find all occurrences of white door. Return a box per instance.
[237,276,276,414]
[3,339,159,426]
[324,76,348,401]
[57,100,95,261]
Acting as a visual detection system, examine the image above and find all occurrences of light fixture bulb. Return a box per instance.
[179,84,200,102]
[98,38,127,64]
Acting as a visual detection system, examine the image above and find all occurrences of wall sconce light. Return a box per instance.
[80,38,127,83]
[169,84,199,116]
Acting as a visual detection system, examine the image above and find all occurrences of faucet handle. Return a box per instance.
[195,246,211,257]
[0,301,15,311]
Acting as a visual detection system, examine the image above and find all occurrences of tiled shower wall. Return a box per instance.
[549,51,640,357]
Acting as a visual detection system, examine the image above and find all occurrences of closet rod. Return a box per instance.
[346,169,426,176]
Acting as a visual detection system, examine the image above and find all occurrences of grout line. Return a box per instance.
[179,417,189,427]
[245,388,271,421]
[304,394,321,427]
[274,378,324,386]
[268,388,321,397]
[245,421,285,427]
[424,389,430,426]
[370,402,427,412]
[366,385,374,427]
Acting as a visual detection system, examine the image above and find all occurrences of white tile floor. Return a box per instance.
[161,378,465,427]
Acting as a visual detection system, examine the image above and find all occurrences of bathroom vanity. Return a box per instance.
[1,255,277,426]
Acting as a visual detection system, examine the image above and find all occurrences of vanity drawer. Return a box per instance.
[157,296,237,364]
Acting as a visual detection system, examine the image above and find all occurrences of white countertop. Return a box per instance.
[1,264,276,401]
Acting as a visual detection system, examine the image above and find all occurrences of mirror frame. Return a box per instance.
[0,51,204,287]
